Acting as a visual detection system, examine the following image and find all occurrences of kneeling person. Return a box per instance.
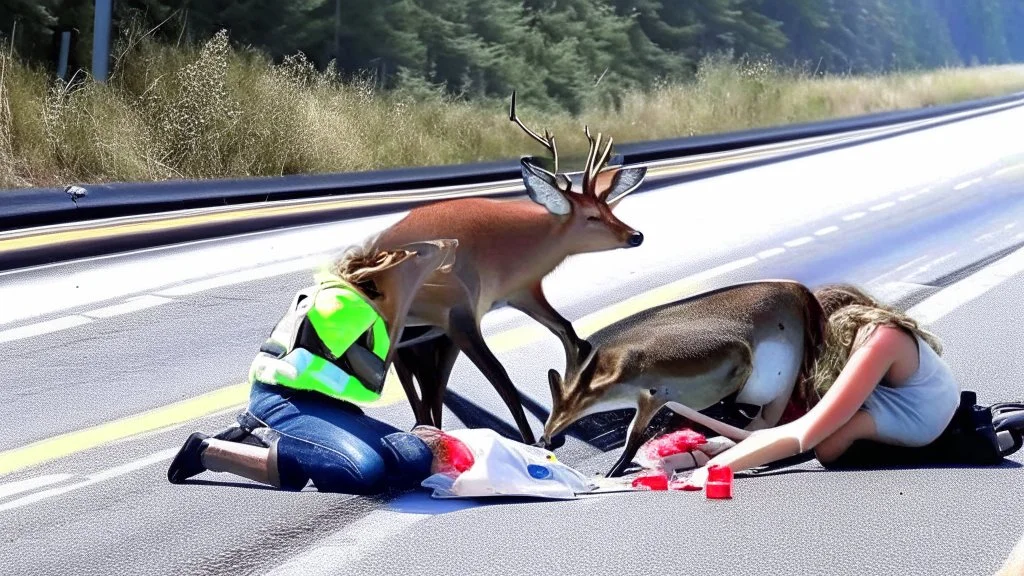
[167,239,455,495]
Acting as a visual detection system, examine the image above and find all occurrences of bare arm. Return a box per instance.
[683,325,904,487]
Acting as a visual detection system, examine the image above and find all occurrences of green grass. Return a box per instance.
[2,30,1024,189]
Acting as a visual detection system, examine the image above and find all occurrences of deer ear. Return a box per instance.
[602,166,647,207]
[547,369,564,405]
[521,159,571,216]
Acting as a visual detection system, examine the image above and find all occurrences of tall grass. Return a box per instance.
[2,30,1024,189]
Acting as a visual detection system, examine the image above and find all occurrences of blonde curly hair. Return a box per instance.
[805,283,943,405]
[318,236,417,298]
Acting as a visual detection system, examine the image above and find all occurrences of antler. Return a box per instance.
[581,125,614,198]
[510,90,559,173]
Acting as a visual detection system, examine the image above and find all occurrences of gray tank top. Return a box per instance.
[861,334,961,447]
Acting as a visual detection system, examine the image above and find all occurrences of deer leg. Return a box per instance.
[409,335,460,429]
[607,394,663,478]
[428,337,460,428]
[393,351,431,426]
[509,283,590,375]
[447,307,537,445]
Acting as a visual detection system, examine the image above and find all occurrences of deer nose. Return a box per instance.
[627,231,644,247]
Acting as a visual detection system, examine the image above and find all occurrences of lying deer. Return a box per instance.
[540,280,827,476]
[372,91,649,445]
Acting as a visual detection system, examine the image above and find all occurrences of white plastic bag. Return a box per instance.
[421,428,596,500]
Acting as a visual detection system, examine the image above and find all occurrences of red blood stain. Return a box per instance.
[435,433,475,475]
[642,429,707,460]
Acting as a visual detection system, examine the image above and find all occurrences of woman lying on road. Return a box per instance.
[167,238,466,495]
[681,283,962,489]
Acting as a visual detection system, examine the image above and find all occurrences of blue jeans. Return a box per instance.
[238,381,433,495]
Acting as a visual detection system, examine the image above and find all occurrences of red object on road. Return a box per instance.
[632,471,669,490]
[705,465,733,499]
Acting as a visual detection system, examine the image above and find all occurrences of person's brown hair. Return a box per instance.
[804,283,943,405]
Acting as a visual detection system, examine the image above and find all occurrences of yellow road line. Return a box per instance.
[0,372,409,477]
[0,258,751,477]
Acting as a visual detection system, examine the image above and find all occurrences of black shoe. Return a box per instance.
[167,432,210,484]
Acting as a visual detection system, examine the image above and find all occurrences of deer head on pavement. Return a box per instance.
[375,91,648,446]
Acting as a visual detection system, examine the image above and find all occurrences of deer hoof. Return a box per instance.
[533,434,566,451]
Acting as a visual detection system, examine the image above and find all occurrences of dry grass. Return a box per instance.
[2,33,1024,190]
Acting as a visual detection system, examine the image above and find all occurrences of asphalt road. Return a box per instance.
[2,104,1024,576]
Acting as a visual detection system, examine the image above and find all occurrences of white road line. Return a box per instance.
[1007,223,1018,230]
[898,193,917,202]
[0,449,177,514]
[0,474,75,500]
[870,201,897,212]
[954,177,983,191]
[975,232,997,243]
[895,255,931,272]
[0,315,93,345]
[783,236,813,248]
[842,212,866,221]
[917,187,932,195]
[83,295,174,319]
[814,226,839,236]
[262,494,461,576]
[155,256,323,297]
[756,247,785,259]
[909,246,1024,325]
[991,164,1024,178]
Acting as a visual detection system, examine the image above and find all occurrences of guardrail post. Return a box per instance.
[92,0,112,83]
[56,30,72,80]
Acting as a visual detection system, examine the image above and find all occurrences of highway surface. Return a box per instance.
[2,103,1024,576]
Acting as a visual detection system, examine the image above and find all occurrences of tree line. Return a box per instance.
[4,0,1024,113]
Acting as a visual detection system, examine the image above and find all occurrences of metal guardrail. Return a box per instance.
[4,90,1024,232]
[1,90,1023,272]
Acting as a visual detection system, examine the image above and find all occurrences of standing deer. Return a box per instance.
[540,280,827,476]
[372,91,649,445]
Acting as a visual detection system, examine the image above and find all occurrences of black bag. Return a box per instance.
[822,391,1023,470]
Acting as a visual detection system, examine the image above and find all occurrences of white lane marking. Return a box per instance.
[954,177,983,191]
[1006,223,1018,231]
[155,256,323,297]
[0,449,177,514]
[895,255,931,272]
[783,236,813,248]
[842,212,866,221]
[0,474,74,500]
[690,257,759,282]
[83,295,174,319]
[909,251,959,277]
[870,201,896,212]
[909,246,1024,325]
[975,232,997,243]
[263,497,451,576]
[0,315,93,344]
[991,164,1024,178]
[814,226,839,236]
[757,247,785,259]
[898,193,917,202]
[917,187,932,195]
